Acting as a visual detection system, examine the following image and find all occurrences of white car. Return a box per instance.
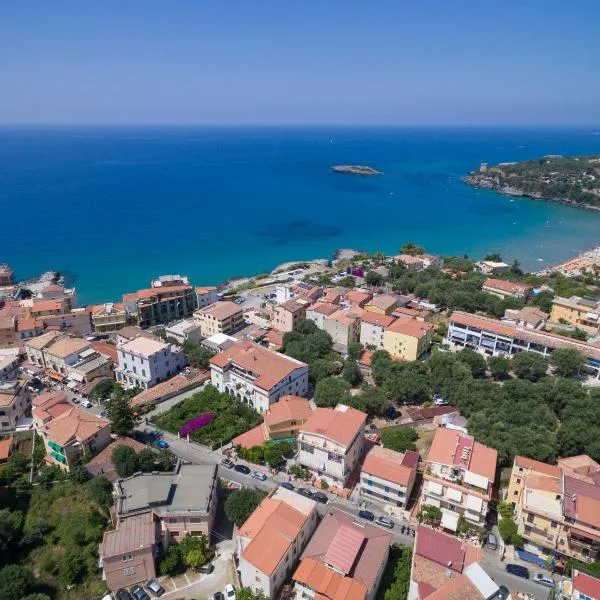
[224,584,236,600]
[251,471,267,481]
[81,400,93,409]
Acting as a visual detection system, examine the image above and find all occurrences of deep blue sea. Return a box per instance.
[2,126,600,304]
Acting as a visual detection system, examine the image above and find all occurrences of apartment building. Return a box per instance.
[503,306,549,330]
[24,330,64,368]
[383,319,434,361]
[0,380,31,433]
[447,310,600,378]
[38,283,78,310]
[360,446,419,511]
[507,454,600,563]
[360,311,396,349]
[365,294,398,315]
[194,301,244,337]
[562,570,600,599]
[345,289,373,308]
[0,264,13,286]
[305,302,338,329]
[482,278,533,300]
[123,283,196,328]
[238,487,318,599]
[43,336,93,377]
[0,355,19,382]
[116,336,186,389]
[323,307,363,351]
[421,428,497,531]
[551,295,600,332]
[273,298,310,332]
[293,508,392,600]
[90,302,129,334]
[210,341,308,413]
[42,310,93,338]
[164,317,203,344]
[0,316,18,348]
[115,326,158,347]
[297,404,367,487]
[195,286,219,308]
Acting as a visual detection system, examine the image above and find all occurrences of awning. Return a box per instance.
[441,510,459,532]
[46,370,65,381]
[48,440,63,452]
[447,488,463,503]
[50,451,66,464]
[428,481,443,496]
[466,495,483,512]
[570,527,600,542]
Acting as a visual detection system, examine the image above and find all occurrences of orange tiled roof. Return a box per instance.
[366,294,397,311]
[195,286,217,295]
[515,455,561,478]
[24,330,63,350]
[130,371,209,407]
[483,278,532,294]
[123,285,192,301]
[45,336,91,359]
[361,446,418,487]
[308,302,339,316]
[196,301,242,320]
[0,437,12,461]
[293,557,367,600]
[301,404,366,448]
[263,395,313,428]
[42,406,109,446]
[386,318,433,337]
[360,311,396,328]
[232,425,267,449]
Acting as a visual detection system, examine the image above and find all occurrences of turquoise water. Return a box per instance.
[1,126,600,304]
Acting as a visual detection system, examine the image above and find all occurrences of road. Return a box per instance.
[481,560,553,599]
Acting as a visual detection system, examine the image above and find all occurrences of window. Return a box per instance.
[516,478,521,484]
[122,553,133,562]
[551,521,558,528]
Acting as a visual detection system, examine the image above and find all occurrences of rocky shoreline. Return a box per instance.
[331,165,382,176]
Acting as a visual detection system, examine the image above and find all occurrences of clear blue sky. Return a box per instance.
[2,1,599,125]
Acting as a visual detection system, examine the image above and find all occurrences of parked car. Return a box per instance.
[81,400,93,408]
[485,532,498,550]
[234,464,251,475]
[505,564,529,579]
[358,510,375,521]
[297,488,313,498]
[213,593,225,600]
[433,393,448,406]
[251,471,267,481]
[493,585,509,600]
[369,423,378,431]
[220,458,235,469]
[533,573,555,588]
[375,516,395,529]
[100,409,109,417]
[280,482,295,491]
[115,590,134,600]
[144,580,165,597]
[198,562,214,574]
[131,585,151,600]
[154,439,169,449]
[224,584,236,599]
[312,491,328,504]
[72,397,80,404]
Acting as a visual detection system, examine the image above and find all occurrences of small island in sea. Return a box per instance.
[331,164,383,176]
[463,154,600,209]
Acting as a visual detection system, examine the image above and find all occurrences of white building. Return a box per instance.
[305,302,338,329]
[43,336,93,377]
[359,312,396,350]
[116,336,186,389]
[24,330,64,369]
[209,340,308,413]
[0,381,31,434]
[0,355,19,382]
[297,404,367,487]
[238,487,317,599]
[164,318,203,344]
[195,286,219,308]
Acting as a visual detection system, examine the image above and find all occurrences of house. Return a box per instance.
[90,302,129,334]
[201,332,237,353]
[0,380,31,434]
[0,436,12,463]
[68,350,114,386]
[123,283,196,328]
[409,525,495,600]
[273,298,310,332]
[297,404,367,487]
[116,336,186,389]
[360,447,419,512]
[323,308,363,351]
[38,282,78,310]
[0,316,18,348]
[0,264,13,286]
[195,286,219,308]
[561,569,600,599]
[238,487,318,599]
[43,336,93,377]
[421,254,443,268]
[421,428,497,531]
[507,454,600,563]
[397,254,424,271]
[232,395,313,449]
[322,286,348,305]
[264,329,285,351]
[305,302,338,329]
[24,330,65,367]
[503,306,549,329]
[194,301,244,337]
[447,311,600,378]
[114,325,158,347]
[551,295,600,332]
[165,318,203,344]
[345,290,373,308]
[86,437,146,481]
[129,369,210,409]
[482,278,532,300]
[391,306,432,322]
[359,312,395,350]
[292,507,392,600]
[290,283,323,303]
[364,294,398,315]
[25,298,67,317]
[383,319,434,361]
[16,314,45,342]
[210,340,308,413]
[43,309,94,338]
[479,260,510,274]
[0,355,19,382]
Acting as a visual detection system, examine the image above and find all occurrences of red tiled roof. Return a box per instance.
[514,455,561,478]
[573,569,600,598]
[324,524,365,574]
[263,396,313,428]
[415,525,465,571]
[483,278,532,294]
[361,446,418,487]
[360,312,396,328]
[232,425,267,449]
[301,405,366,448]
[387,318,434,337]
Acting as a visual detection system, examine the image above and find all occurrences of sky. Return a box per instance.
[1,1,599,125]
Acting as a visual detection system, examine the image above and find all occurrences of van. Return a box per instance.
[81,400,93,409]
[505,564,529,579]
[533,573,555,588]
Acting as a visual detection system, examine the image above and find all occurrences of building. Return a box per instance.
[447,310,600,378]
[0,316,18,348]
[114,325,158,347]
[305,302,338,329]
[551,295,600,332]
[297,404,367,486]
[194,301,244,337]
[90,302,129,334]
[409,525,495,600]
[43,309,94,338]
[24,330,64,367]
[0,355,19,382]
[323,308,363,351]
[421,428,497,531]
[360,312,396,350]
[165,318,203,344]
[273,298,310,332]
[210,341,308,413]
[290,283,323,303]
[482,277,533,300]
[507,454,600,563]
[383,319,434,361]
[345,290,373,308]
[116,336,186,389]
[195,286,219,308]
[292,507,392,600]
[201,332,237,353]
[360,447,419,512]
[397,254,424,271]
[503,306,549,329]
[123,283,196,328]
[479,261,510,274]
[561,569,600,599]
[238,487,318,599]
[0,264,13,286]
[364,294,398,316]
[129,369,210,409]
[0,380,31,433]
[86,437,146,481]
[38,283,78,310]
[68,350,114,386]
[43,336,92,378]
[16,314,45,342]
[232,395,313,449]
[421,254,443,268]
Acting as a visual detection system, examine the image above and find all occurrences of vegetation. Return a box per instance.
[236,440,294,469]
[224,488,267,527]
[181,340,215,369]
[159,533,213,574]
[237,588,268,600]
[314,377,350,407]
[399,242,424,256]
[376,544,412,600]
[380,428,418,453]
[106,393,136,436]
[417,505,442,527]
[111,445,175,478]
[289,464,310,479]
[550,348,586,378]
[154,385,262,448]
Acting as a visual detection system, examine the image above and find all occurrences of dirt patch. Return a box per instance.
[415,426,436,455]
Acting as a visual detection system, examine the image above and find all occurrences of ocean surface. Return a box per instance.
[1,126,600,305]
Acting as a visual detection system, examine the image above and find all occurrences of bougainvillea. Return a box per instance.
[179,412,216,437]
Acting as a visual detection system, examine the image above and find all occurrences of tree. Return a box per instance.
[346,387,388,417]
[366,271,384,286]
[533,290,554,313]
[510,259,523,277]
[484,253,503,262]
[237,588,268,600]
[107,394,135,436]
[86,475,113,512]
[498,517,523,547]
[21,595,51,600]
[159,544,185,576]
[488,356,511,380]
[3,452,29,481]
[0,509,22,554]
[0,564,33,600]
[225,488,267,527]
[347,341,363,362]
[137,448,158,472]
[417,505,442,526]
[342,360,362,387]
[308,358,336,385]
[456,348,487,378]
[551,348,586,378]
[399,243,424,256]
[112,445,139,478]
[182,340,214,369]
[313,377,350,407]
[68,465,90,484]
[377,545,412,600]
[59,552,85,586]
[380,428,418,453]
[179,534,211,569]
[511,352,549,382]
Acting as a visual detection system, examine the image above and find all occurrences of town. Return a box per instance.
[2,246,600,600]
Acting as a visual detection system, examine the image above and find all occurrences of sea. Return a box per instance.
[1,126,600,305]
